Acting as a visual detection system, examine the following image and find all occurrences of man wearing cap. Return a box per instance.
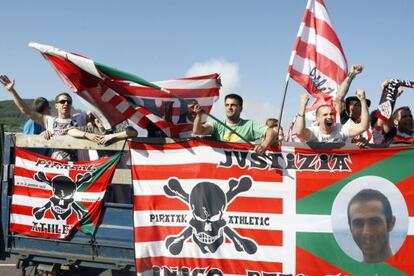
[336,64,374,145]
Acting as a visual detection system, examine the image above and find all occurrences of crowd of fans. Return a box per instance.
[2,66,414,160]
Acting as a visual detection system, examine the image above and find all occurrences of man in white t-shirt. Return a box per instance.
[295,89,369,143]
[0,75,100,160]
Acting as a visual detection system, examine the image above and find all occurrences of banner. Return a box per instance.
[130,139,414,275]
[10,148,120,239]
[29,42,220,138]
[288,0,347,117]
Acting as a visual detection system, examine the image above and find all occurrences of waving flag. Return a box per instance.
[288,0,348,114]
[10,149,120,239]
[130,139,414,275]
[377,79,414,120]
[29,42,220,138]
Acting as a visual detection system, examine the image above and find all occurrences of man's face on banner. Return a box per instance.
[349,199,394,263]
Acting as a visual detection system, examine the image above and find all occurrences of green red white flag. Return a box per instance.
[29,42,220,138]
[130,139,414,275]
[10,148,120,239]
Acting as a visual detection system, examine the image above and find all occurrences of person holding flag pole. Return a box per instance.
[190,93,276,155]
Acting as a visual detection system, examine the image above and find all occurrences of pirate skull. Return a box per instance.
[32,172,90,220]
[164,176,258,255]
[49,175,77,219]
[189,182,227,253]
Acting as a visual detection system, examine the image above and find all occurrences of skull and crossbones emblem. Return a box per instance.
[32,171,90,220]
[163,176,258,255]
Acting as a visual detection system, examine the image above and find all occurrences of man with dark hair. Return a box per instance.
[0,75,100,160]
[382,106,414,144]
[191,93,275,154]
[347,189,396,263]
[23,97,51,135]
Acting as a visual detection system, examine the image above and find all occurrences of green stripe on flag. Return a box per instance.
[297,232,404,275]
[95,63,162,90]
[297,148,414,214]
[76,153,121,235]
[77,153,121,192]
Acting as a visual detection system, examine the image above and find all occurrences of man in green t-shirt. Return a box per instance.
[191,93,275,155]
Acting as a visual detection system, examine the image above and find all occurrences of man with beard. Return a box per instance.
[191,93,275,154]
[295,88,369,143]
[348,189,396,263]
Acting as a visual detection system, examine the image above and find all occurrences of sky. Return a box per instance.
[1,0,413,129]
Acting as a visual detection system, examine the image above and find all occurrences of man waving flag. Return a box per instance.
[29,42,220,138]
[288,0,348,116]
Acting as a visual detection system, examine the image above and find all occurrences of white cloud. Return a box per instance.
[185,58,240,95]
[185,58,280,126]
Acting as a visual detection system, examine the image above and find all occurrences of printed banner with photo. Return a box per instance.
[130,139,414,275]
[10,148,120,239]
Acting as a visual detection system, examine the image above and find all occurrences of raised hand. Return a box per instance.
[350,64,363,75]
[0,75,15,91]
[356,88,366,100]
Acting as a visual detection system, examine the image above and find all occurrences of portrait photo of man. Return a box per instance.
[347,189,396,263]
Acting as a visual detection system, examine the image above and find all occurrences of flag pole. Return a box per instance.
[276,73,291,145]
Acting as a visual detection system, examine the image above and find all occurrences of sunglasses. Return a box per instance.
[57,99,72,105]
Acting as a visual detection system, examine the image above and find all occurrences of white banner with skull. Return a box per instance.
[10,148,120,239]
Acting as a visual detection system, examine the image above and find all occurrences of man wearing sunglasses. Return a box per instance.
[0,75,99,160]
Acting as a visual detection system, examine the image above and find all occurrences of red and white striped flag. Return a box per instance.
[129,140,285,275]
[10,149,120,239]
[29,42,220,138]
[288,0,348,115]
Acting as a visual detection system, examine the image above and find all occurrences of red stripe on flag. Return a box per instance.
[135,256,282,274]
[227,196,283,214]
[293,38,346,82]
[12,185,51,198]
[287,66,317,95]
[134,226,283,246]
[132,164,283,182]
[303,9,346,59]
[386,236,414,275]
[121,87,219,98]
[296,246,349,275]
[129,139,280,152]
[134,195,283,214]
[177,73,219,80]
[396,175,414,216]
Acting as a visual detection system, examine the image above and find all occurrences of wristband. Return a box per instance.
[297,113,304,117]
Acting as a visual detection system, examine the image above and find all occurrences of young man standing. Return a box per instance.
[191,93,275,154]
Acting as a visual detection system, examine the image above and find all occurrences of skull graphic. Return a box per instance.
[163,176,258,255]
[189,182,227,253]
[32,172,91,220]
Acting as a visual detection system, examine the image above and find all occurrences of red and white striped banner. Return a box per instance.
[130,140,414,275]
[10,148,120,239]
[130,140,285,275]
[288,0,348,114]
[30,42,220,138]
